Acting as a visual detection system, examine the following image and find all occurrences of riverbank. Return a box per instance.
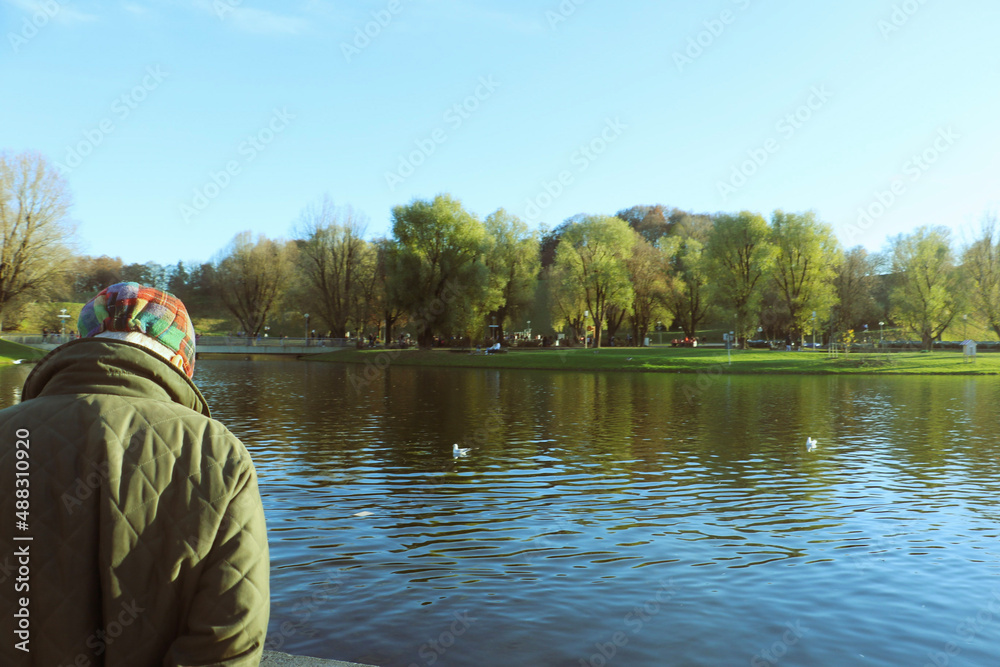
[0,339,47,365]
[311,346,1000,375]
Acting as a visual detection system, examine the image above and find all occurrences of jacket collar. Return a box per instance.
[22,338,211,417]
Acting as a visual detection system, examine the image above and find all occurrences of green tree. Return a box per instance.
[833,246,883,334]
[889,226,963,350]
[372,237,407,344]
[627,236,670,345]
[663,234,711,338]
[553,215,635,348]
[294,197,370,338]
[213,232,293,337]
[705,211,773,348]
[962,213,1000,339]
[483,208,540,341]
[387,194,490,347]
[769,210,841,341]
[121,261,168,290]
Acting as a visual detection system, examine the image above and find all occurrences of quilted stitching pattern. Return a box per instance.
[0,341,268,666]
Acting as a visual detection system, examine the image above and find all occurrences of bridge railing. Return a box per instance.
[196,336,353,348]
[0,334,356,349]
[1,333,75,346]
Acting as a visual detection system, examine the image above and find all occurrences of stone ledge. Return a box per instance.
[261,650,377,667]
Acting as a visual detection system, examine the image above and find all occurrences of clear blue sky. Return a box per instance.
[3,0,998,267]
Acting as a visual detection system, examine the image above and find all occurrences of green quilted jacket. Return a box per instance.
[0,338,269,666]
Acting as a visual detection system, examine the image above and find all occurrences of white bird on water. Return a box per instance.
[453,443,471,458]
[806,437,818,452]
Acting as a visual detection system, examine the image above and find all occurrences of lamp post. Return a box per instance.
[879,321,884,348]
[527,320,531,340]
[57,308,71,340]
[963,314,968,340]
[304,313,310,346]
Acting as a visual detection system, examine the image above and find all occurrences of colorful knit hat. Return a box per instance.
[78,282,196,377]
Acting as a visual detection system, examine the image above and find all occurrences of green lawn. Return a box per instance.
[311,345,1000,375]
[0,339,47,365]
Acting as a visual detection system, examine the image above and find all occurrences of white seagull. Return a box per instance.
[453,443,471,458]
[806,437,818,452]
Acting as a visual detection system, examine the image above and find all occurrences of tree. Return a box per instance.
[962,212,1000,339]
[372,237,406,344]
[552,215,635,348]
[627,237,670,345]
[483,208,540,341]
[0,151,76,328]
[387,194,490,347]
[73,255,124,298]
[833,246,883,334]
[888,226,963,350]
[294,197,370,337]
[213,232,293,337]
[705,211,773,348]
[121,261,168,290]
[546,262,586,344]
[348,241,379,340]
[663,233,712,338]
[769,210,841,341]
[615,205,672,244]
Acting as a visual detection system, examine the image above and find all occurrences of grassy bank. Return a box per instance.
[310,346,1000,375]
[0,339,47,365]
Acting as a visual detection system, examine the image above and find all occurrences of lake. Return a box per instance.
[5,360,1000,666]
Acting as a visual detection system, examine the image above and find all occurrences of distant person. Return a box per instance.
[785,334,793,352]
[0,282,269,666]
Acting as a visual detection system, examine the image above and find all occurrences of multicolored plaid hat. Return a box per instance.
[78,282,196,377]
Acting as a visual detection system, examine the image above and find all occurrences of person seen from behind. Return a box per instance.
[0,282,269,666]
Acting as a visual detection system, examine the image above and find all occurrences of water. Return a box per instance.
[7,361,1000,666]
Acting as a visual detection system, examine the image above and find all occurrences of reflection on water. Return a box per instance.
[6,361,1000,666]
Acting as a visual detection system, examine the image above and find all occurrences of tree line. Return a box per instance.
[3,150,998,350]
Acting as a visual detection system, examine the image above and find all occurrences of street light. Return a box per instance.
[57,308,71,339]
[879,321,884,347]
[304,313,310,346]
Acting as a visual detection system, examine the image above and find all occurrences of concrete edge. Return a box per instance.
[260,649,377,667]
